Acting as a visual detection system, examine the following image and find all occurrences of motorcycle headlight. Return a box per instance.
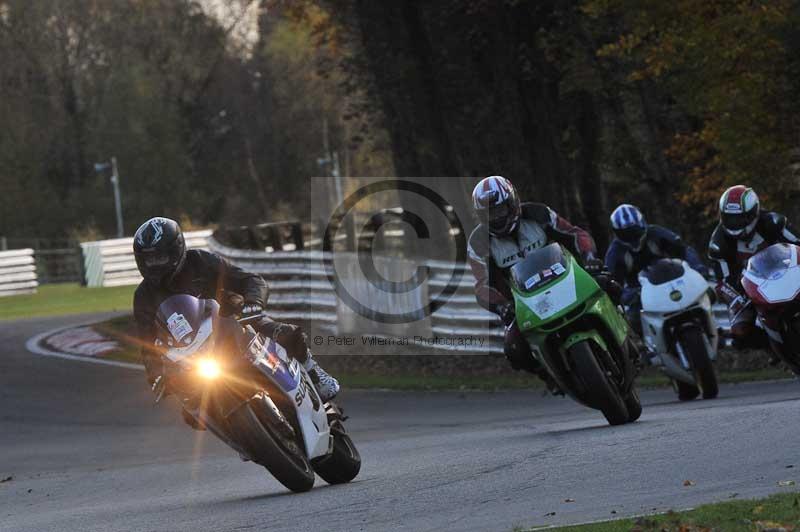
[196,358,220,380]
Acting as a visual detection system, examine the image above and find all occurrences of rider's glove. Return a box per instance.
[220,290,244,317]
[499,303,516,327]
[583,257,605,275]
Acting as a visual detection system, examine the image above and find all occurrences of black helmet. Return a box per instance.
[133,217,186,285]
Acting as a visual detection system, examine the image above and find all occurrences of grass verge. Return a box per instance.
[532,491,800,531]
[0,283,135,321]
[87,314,792,391]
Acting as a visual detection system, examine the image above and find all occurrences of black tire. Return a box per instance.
[678,327,718,400]
[675,380,700,401]
[624,388,642,422]
[569,341,629,425]
[228,404,315,493]
[313,427,361,485]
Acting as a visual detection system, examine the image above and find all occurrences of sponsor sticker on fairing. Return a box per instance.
[525,274,542,290]
[525,263,567,290]
[166,312,193,343]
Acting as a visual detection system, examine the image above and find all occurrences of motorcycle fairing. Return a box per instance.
[157,294,332,461]
[743,244,800,305]
[249,335,331,459]
[249,336,301,393]
[512,245,601,331]
[639,260,718,358]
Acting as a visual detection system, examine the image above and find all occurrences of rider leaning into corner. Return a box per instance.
[132,217,340,429]
[466,175,611,393]
[708,185,800,357]
[604,204,709,362]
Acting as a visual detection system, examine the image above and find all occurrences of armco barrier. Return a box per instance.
[81,230,212,287]
[208,238,732,355]
[0,248,38,296]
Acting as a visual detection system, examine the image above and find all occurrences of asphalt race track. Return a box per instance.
[3,315,800,532]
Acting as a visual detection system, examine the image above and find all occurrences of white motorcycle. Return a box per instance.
[638,258,719,400]
[153,294,360,492]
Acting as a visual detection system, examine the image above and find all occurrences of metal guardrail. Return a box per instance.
[80,230,213,287]
[1,238,84,284]
[209,238,731,354]
[0,248,38,296]
[35,247,83,284]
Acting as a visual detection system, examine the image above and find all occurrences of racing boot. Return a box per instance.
[304,352,340,401]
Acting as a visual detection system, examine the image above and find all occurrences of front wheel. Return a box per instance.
[228,403,315,493]
[569,341,629,426]
[313,426,361,485]
[624,389,642,422]
[678,327,718,400]
[673,379,700,401]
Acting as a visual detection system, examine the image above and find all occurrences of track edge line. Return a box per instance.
[25,320,144,371]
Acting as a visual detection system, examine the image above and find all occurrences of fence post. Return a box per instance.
[290,222,304,251]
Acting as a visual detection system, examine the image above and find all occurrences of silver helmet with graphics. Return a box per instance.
[472,175,521,237]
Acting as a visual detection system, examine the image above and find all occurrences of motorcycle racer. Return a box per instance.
[467,176,604,389]
[708,185,800,349]
[605,204,708,344]
[132,217,339,428]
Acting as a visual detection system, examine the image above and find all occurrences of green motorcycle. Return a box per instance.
[511,243,642,425]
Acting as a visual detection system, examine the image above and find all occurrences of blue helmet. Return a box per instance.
[610,204,647,251]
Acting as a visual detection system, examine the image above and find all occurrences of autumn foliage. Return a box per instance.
[587,0,800,216]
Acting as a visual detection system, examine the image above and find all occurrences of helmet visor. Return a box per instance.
[478,203,514,234]
[136,248,178,283]
[722,210,758,232]
[143,254,171,267]
[614,225,646,246]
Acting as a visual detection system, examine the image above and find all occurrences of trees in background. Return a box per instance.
[588,0,800,219]
[1,0,798,253]
[0,0,391,239]
[282,0,800,249]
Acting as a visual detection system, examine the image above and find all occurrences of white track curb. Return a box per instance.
[26,321,144,371]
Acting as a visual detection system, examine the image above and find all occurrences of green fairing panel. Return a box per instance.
[563,330,609,353]
[511,245,630,358]
[586,292,629,347]
[512,253,602,333]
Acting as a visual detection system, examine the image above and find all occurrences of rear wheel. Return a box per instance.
[228,403,315,493]
[569,341,629,426]
[678,327,718,400]
[313,426,361,484]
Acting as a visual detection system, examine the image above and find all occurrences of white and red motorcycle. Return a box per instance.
[741,243,800,375]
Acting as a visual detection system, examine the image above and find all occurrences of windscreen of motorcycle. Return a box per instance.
[744,244,800,304]
[640,259,685,285]
[155,294,220,348]
[510,243,569,293]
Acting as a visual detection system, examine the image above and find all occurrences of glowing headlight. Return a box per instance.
[196,358,220,379]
